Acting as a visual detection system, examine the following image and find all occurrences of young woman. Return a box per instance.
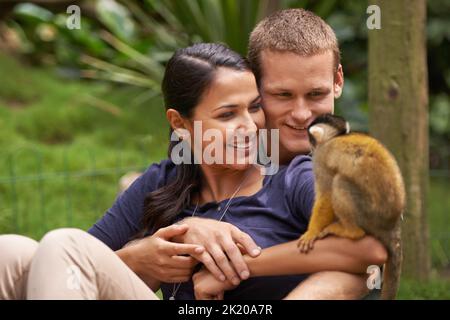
[0,43,385,300]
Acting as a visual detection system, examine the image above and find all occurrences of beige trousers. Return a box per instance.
[0,228,158,300]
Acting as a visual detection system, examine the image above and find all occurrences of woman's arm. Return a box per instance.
[116,244,161,292]
[115,224,204,292]
[173,217,261,284]
[193,235,387,300]
[244,235,387,276]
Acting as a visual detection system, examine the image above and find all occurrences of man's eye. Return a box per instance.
[309,91,323,97]
[276,92,291,97]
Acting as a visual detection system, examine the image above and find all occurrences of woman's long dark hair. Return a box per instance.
[137,43,251,237]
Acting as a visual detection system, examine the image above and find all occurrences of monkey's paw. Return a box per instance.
[317,229,331,239]
[297,231,319,253]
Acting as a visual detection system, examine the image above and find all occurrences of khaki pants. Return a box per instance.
[0,228,158,300]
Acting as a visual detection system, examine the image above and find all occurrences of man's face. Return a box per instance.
[259,50,344,163]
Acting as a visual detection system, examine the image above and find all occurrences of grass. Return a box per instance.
[398,276,450,299]
[0,52,168,240]
[427,176,450,269]
[0,52,448,299]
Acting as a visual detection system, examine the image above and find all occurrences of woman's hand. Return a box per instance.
[117,224,204,285]
[174,217,261,285]
[193,267,238,300]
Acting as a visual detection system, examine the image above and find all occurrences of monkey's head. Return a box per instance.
[308,114,350,148]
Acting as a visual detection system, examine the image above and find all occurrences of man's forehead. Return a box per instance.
[259,50,335,88]
[262,79,331,92]
[262,49,333,68]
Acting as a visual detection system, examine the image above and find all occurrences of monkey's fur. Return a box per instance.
[297,114,405,300]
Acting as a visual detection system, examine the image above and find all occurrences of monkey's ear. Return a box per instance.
[345,122,351,134]
[309,126,325,143]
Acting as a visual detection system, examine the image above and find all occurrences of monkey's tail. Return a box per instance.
[380,223,402,300]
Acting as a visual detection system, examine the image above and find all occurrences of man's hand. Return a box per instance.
[174,217,261,285]
[117,224,204,284]
[193,267,238,300]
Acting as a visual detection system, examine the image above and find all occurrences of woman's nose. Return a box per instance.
[237,114,258,136]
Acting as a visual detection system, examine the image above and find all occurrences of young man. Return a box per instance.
[247,8,355,299]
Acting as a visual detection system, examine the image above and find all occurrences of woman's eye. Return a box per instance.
[249,103,262,112]
[309,91,323,97]
[218,112,234,119]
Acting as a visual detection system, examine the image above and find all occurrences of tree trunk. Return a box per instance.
[368,0,431,280]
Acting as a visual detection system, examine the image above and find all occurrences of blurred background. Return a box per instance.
[0,0,448,299]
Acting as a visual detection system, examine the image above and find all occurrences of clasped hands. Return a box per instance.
[126,217,261,299]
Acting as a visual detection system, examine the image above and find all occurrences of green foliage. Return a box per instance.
[14,3,54,23]
[96,0,137,42]
[6,1,448,142]
[6,0,277,93]
[428,177,450,268]
[0,52,168,240]
[398,277,450,300]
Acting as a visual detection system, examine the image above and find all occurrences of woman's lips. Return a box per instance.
[227,143,252,149]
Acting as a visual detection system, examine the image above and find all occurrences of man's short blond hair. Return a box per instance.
[248,8,341,84]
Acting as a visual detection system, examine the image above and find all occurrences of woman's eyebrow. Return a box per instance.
[214,95,260,111]
[249,95,261,104]
[213,104,238,111]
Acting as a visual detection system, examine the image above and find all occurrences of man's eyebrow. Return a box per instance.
[213,95,260,111]
[310,87,331,91]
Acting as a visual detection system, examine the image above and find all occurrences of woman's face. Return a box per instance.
[185,68,265,170]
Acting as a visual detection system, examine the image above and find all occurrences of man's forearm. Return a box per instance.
[244,236,387,277]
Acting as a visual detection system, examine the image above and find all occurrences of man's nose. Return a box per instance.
[290,98,312,123]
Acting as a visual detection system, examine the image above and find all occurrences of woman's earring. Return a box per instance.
[174,129,185,140]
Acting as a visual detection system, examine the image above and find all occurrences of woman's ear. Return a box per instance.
[334,64,344,99]
[166,109,188,138]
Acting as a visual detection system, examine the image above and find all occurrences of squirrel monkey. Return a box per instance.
[297,114,405,300]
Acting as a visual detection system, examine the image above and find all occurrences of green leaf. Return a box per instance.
[13,3,54,23]
[95,0,136,42]
[430,95,450,134]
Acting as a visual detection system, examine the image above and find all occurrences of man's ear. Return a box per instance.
[166,109,189,137]
[334,64,344,99]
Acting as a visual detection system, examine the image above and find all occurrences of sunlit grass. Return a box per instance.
[0,52,168,240]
